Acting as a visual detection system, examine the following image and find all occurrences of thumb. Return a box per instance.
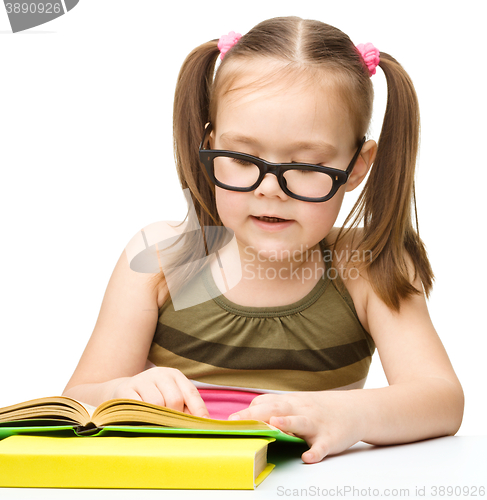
[301,441,330,464]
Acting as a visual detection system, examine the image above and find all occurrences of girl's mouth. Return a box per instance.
[255,216,289,223]
[251,215,294,231]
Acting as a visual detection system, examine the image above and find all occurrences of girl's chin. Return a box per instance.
[237,239,314,262]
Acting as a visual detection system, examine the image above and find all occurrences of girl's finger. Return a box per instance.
[176,381,209,418]
[119,388,143,402]
[269,415,330,464]
[249,393,277,406]
[269,414,318,443]
[135,384,166,408]
[229,401,292,422]
[155,381,186,413]
[301,440,330,464]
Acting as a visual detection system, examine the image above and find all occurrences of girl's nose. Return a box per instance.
[254,173,289,200]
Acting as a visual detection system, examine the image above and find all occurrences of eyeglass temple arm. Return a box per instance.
[199,123,213,150]
[346,136,367,175]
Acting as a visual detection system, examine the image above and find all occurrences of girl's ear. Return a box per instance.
[346,139,377,192]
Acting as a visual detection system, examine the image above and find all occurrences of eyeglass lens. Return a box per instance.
[213,156,334,198]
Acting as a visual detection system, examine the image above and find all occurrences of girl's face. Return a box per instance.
[212,61,368,262]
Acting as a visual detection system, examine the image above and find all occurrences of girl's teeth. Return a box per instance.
[258,216,286,222]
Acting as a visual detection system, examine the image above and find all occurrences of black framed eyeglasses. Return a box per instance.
[198,123,366,203]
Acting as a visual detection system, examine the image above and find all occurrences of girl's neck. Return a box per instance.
[210,241,326,308]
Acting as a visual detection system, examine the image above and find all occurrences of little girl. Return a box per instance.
[63,16,464,464]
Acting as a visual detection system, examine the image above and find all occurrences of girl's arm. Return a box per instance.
[62,242,209,417]
[342,268,464,445]
[229,238,464,462]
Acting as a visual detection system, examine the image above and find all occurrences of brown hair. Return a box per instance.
[151,16,433,312]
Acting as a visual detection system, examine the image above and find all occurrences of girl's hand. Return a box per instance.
[228,391,365,464]
[110,367,210,418]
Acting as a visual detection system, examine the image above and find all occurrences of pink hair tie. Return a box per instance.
[218,31,242,60]
[356,43,380,76]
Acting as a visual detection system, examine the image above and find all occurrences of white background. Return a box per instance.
[0,0,485,441]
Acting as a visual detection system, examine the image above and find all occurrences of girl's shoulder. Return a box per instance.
[125,220,189,310]
[326,226,423,333]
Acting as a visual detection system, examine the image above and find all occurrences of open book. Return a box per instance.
[0,396,303,442]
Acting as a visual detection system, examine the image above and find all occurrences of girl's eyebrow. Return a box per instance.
[219,132,259,147]
[219,132,338,157]
[291,140,338,158]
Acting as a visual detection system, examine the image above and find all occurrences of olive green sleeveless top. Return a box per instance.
[148,262,375,392]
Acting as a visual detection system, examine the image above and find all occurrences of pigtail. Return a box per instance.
[173,40,221,227]
[147,41,223,297]
[339,52,434,312]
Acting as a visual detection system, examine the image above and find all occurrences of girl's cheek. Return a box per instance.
[310,197,342,223]
[215,189,241,226]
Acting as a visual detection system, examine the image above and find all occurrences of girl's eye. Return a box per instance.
[231,158,254,166]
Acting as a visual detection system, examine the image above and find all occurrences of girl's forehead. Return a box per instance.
[215,58,347,116]
[213,60,354,146]
[217,58,322,100]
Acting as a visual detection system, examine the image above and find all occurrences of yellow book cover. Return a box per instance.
[0,435,275,490]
